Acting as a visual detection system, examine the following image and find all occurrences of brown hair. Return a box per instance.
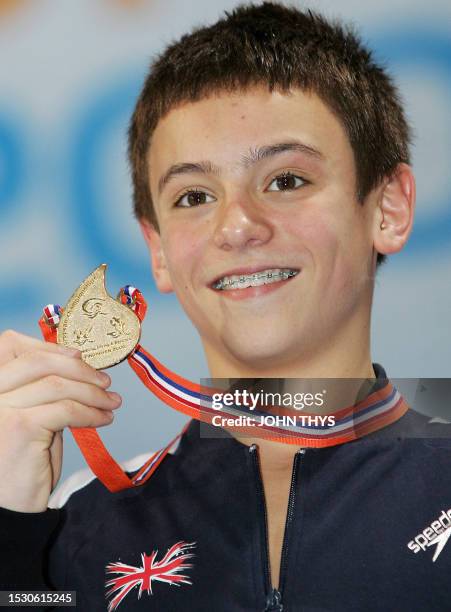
[128,1,412,267]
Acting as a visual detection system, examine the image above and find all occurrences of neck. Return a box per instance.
[203,312,373,379]
[203,316,375,465]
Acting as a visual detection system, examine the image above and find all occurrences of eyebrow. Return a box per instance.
[157,141,324,196]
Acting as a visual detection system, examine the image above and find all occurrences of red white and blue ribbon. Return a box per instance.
[118,285,137,305]
[39,287,409,492]
[129,346,407,445]
[43,304,62,327]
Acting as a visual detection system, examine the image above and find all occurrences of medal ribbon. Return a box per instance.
[39,287,409,493]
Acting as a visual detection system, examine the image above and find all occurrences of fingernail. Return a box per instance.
[108,392,122,405]
[97,371,111,385]
[57,345,82,357]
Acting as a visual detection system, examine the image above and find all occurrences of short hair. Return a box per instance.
[128,1,412,267]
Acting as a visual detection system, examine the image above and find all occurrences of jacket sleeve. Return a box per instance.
[0,506,61,590]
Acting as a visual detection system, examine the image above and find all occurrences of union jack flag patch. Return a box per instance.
[105,541,196,611]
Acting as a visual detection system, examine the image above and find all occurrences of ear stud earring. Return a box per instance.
[380,221,387,230]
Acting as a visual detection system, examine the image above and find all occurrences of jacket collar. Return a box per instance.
[179,363,412,453]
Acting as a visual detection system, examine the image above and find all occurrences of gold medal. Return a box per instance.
[56,264,141,369]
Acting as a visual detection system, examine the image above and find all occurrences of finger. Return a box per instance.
[0,349,110,394]
[0,329,81,367]
[49,431,63,489]
[28,401,115,431]
[4,376,121,411]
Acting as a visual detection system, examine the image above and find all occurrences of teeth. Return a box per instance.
[213,268,298,291]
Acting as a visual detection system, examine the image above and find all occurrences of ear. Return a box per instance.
[373,163,416,256]
[139,218,174,294]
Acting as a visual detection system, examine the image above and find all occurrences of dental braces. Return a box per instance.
[213,269,298,290]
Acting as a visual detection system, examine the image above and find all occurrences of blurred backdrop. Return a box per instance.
[0,0,450,480]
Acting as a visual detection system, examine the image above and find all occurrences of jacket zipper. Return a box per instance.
[249,444,306,612]
[278,449,304,597]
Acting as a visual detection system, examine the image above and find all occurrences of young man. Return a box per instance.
[0,3,450,610]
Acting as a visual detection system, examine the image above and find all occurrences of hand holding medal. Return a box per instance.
[0,284,122,513]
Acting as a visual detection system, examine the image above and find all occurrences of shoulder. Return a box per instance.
[49,423,190,509]
[386,407,451,441]
[48,451,153,509]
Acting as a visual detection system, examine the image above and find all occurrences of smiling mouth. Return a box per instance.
[212,268,299,291]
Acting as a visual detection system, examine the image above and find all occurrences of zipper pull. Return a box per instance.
[265,588,283,611]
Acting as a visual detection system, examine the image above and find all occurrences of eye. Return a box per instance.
[266,171,306,192]
[174,189,216,208]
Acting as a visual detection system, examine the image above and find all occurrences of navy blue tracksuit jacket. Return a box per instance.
[1,366,450,611]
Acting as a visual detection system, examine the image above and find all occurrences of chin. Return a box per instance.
[220,328,303,372]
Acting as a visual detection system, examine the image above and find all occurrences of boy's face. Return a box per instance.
[143,87,379,373]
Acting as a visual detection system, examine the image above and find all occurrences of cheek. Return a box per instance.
[288,208,361,291]
[286,211,342,268]
[162,222,206,289]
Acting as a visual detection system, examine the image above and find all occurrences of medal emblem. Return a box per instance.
[56,264,141,369]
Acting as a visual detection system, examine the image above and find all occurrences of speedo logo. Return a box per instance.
[407,508,451,562]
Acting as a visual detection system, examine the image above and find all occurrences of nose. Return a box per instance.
[212,196,273,252]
